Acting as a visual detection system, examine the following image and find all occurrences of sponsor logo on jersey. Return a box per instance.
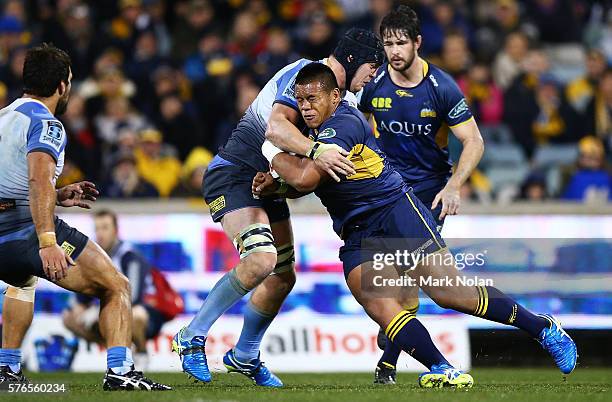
[377,120,433,136]
[317,127,336,140]
[208,195,226,214]
[420,107,437,118]
[371,97,392,110]
[429,74,439,87]
[39,120,65,152]
[395,89,412,98]
[448,98,469,120]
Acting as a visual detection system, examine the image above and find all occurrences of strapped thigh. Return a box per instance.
[233,223,276,259]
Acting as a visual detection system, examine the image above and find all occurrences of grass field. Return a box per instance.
[2,368,610,402]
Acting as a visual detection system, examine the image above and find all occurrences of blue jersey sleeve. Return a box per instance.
[273,63,305,111]
[26,117,66,162]
[440,77,473,128]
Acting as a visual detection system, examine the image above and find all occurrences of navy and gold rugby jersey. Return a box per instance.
[357,60,473,192]
[309,100,407,235]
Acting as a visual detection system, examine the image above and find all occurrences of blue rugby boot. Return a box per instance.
[223,349,283,387]
[419,363,474,388]
[171,327,211,383]
[538,314,578,374]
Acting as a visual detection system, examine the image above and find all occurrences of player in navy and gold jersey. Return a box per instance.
[357,6,486,383]
[255,63,576,389]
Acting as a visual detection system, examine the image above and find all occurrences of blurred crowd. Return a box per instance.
[0,0,610,203]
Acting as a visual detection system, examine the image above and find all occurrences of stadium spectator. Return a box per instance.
[94,95,148,148]
[560,136,611,201]
[584,67,612,148]
[298,14,337,60]
[439,31,471,80]
[171,147,214,197]
[566,49,608,113]
[519,171,549,201]
[523,0,581,44]
[134,128,182,197]
[0,46,26,101]
[227,11,267,61]
[531,74,580,145]
[125,30,168,113]
[171,0,219,61]
[62,93,100,179]
[156,93,202,161]
[493,30,530,89]
[254,27,299,83]
[418,0,472,57]
[348,0,394,33]
[458,62,504,125]
[102,150,159,198]
[474,0,524,62]
[40,3,97,80]
[0,15,27,65]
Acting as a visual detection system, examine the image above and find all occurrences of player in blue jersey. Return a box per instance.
[254,63,577,388]
[172,29,385,386]
[357,5,486,384]
[0,44,169,391]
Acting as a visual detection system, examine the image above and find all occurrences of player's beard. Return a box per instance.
[55,93,69,116]
[392,51,417,72]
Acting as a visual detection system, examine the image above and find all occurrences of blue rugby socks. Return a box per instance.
[384,311,449,370]
[0,348,21,372]
[184,268,249,340]
[473,286,549,337]
[234,301,276,362]
[107,346,133,375]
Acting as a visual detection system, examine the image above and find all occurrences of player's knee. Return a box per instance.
[275,270,296,297]
[62,309,79,331]
[241,252,278,287]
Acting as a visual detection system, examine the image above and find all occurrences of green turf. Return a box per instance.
[2,368,610,402]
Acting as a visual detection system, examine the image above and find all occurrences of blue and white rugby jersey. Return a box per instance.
[218,58,358,172]
[0,98,66,237]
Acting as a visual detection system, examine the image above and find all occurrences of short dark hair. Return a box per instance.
[23,43,71,97]
[94,209,118,230]
[295,63,339,93]
[380,5,421,42]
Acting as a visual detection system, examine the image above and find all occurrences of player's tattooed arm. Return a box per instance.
[266,103,355,181]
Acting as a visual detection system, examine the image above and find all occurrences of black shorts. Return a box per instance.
[143,304,167,339]
[202,158,290,224]
[0,218,89,286]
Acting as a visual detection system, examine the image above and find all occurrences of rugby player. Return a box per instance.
[0,44,169,391]
[171,28,385,387]
[253,63,577,388]
[357,6,485,384]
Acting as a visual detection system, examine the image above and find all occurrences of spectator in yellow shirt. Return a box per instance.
[134,128,182,197]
